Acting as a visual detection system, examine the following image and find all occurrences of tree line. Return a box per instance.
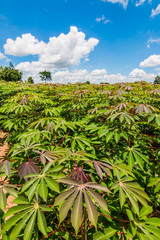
[0,63,160,84]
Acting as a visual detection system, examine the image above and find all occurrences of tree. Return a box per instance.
[27,76,34,84]
[0,65,22,82]
[154,75,160,84]
[85,81,90,84]
[39,71,52,83]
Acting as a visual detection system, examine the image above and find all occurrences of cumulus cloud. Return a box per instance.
[140,54,160,68]
[101,0,129,9]
[4,26,99,69]
[16,61,54,73]
[52,69,127,84]
[129,68,156,81]
[151,4,160,17]
[18,67,127,84]
[4,33,46,57]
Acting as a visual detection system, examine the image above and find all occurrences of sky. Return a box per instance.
[0,0,160,83]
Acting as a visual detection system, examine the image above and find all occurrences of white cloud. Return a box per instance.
[16,61,54,73]
[52,69,127,84]
[0,52,7,60]
[95,15,105,22]
[147,37,160,48]
[4,26,99,69]
[135,0,146,7]
[95,15,110,24]
[140,54,160,67]
[18,67,127,84]
[151,4,160,17]
[4,33,46,57]
[129,68,156,81]
[101,0,129,9]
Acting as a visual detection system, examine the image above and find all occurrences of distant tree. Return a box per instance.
[154,76,160,84]
[100,82,109,84]
[85,81,90,84]
[0,64,22,82]
[39,71,52,83]
[9,62,14,69]
[27,76,34,84]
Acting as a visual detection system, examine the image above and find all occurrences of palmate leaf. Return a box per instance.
[124,146,149,170]
[21,168,60,202]
[111,176,150,215]
[108,112,135,125]
[94,161,112,179]
[55,178,110,234]
[18,161,39,180]
[10,138,42,156]
[59,189,79,224]
[35,150,65,164]
[3,201,51,240]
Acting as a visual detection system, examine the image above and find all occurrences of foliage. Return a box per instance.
[0,80,160,239]
[27,76,34,84]
[39,70,52,83]
[154,75,160,84]
[0,64,22,82]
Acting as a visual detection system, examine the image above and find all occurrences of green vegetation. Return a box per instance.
[27,76,34,84]
[154,76,160,85]
[0,80,160,239]
[0,63,22,82]
[39,70,52,83]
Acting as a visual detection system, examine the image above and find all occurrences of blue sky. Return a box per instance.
[0,0,160,83]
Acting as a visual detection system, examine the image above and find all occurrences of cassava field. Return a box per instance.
[0,80,160,240]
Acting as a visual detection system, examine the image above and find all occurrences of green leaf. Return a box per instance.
[144,218,160,226]
[37,209,48,236]
[28,180,40,202]
[38,178,48,202]
[132,151,144,170]
[104,227,117,238]
[20,178,37,193]
[106,132,114,143]
[5,205,32,217]
[93,231,106,240]
[39,205,53,212]
[71,191,83,235]
[119,187,126,208]
[84,190,98,228]
[13,196,29,205]
[124,190,139,215]
[0,189,6,212]
[23,211,37,240]
[140,206,153,218]
[45,177,60,192]
[10,212,33,240]
[3,209,31,233]
[128,151,134,169]
[3,187,18,198]
[86,188,109,212]
[60,189,79,224]
[54,188,76,206]
[114,132,120,143]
